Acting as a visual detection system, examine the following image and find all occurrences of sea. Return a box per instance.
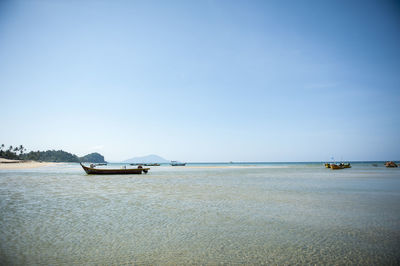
[0,162,399,265]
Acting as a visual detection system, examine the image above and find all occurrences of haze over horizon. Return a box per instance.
[1,0,399,162]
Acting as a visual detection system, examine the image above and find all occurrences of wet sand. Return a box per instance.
[0,158,63,169]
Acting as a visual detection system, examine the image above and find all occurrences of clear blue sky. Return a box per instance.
[1,0,399,162]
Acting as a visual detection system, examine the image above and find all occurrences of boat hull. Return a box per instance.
[326,163,351,169]
[130,163,160,166]
[170,161,186,166]
[385,161,398,168]
[330,164,344,170]
[80,163,149,175]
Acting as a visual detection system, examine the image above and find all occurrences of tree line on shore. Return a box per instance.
[0,144,106,163]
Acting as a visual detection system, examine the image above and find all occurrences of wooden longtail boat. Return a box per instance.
[170,161,186,166]
[330,164,344,170]
[80,163,149,175]
[341,163,351,168]
[385,161,398,168]
[325,162,351,169]
[130,163,160,166]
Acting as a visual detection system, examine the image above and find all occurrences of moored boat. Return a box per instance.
[80,163,149,175]
[325,162,351,169]
[385,161,398,168]
[130,163,160,166]
[170,161,186,166]
[330,163,344,170]
[341,163,351,168]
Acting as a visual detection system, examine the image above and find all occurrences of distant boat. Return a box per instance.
[385,161,398,168]
[80,163,149,175]
[341,163,351,168]
[130,163,160,166]
[170,161,186,166]
[325,162,351,169]
[330,163,344,170]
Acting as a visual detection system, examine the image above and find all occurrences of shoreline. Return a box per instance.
[0,158,64,170]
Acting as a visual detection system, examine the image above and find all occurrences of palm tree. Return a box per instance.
[1,144,4,151]
[13,147,19,159]
[19,145,24,156]
[5,145,15,159]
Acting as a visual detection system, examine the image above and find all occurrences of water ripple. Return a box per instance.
[1,164,399,264]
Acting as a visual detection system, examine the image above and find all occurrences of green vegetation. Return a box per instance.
[0,144,26,160]
[0,144,106,163]
[80,153,105,163]
[22,150,80,162]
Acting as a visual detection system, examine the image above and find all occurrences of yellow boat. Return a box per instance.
[324,163,331,168]
[385,161,398,168]
[341,163,351,168]
[330,164,344,170]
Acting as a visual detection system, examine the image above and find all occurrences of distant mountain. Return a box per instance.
[80,152,106,163]
[122,154,169,163]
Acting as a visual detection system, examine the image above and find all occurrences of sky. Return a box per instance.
[0,0,399,162]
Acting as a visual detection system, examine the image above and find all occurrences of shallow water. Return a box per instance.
[1,163,400,265]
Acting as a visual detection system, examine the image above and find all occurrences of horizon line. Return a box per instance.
[106,160,397,163]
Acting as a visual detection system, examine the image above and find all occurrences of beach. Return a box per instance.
[0,162,399,264]
[0,158,62,170]
[1,0,399,264]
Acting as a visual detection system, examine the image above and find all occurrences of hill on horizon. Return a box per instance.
[80,152,106,163]
[122,154,169,164]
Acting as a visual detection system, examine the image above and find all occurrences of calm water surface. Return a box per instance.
[1,163,399,265]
